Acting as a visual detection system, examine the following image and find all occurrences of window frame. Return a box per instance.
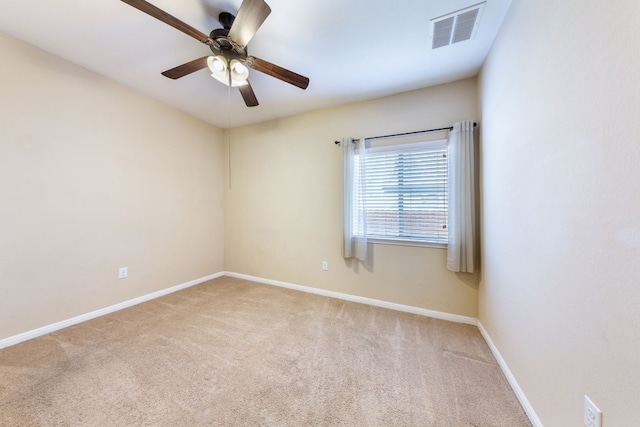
[355,138,449,249]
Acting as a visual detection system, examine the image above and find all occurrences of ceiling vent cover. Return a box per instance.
[431,2,485,49]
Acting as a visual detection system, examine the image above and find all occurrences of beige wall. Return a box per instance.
[479,1,640,425]
[224,78,479,318]
[0,33,225,340]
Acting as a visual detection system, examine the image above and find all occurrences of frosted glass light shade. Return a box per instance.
[207,56,249,87]
[230,59,249,83]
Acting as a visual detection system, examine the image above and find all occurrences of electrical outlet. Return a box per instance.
[584,395,602,427]
[118,267,128,279]
[322,261,328,271]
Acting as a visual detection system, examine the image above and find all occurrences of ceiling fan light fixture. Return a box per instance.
[212,58,226,72]
[207,56,249,87]
[230,59,250,83]
[207,55,227,75]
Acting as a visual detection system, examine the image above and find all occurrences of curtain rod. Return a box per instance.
[333,122,477,145]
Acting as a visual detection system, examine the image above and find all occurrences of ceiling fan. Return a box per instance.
[119,0,310,107]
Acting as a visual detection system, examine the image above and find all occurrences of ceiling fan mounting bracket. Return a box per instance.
[218,12,235,29]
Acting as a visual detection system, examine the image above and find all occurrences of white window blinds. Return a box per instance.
[354,139,448,245]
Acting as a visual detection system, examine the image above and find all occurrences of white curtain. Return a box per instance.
[343,137,368,261]
[447,121,476,273]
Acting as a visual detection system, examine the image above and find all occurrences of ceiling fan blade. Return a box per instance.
[238,81,259,107]
[120,0,209,43]
[247,56,309,90]
[161,56,210,79]
[228,0,271,47]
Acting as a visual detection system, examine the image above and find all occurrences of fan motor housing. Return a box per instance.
[210,12,246,56]
[210,28,229,40]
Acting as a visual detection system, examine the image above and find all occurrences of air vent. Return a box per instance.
[430,2,485,49]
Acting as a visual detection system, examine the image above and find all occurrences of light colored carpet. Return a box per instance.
[0,277,531,426]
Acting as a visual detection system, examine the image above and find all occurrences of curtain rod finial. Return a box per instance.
[334,140,341,145]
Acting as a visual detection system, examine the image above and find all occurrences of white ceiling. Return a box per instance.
[0,0,511,129]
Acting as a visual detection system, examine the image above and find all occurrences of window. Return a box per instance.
[353,139,448,247]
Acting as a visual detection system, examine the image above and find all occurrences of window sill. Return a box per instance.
[368,238,447,249]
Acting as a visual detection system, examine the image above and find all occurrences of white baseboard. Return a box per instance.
[477,321,544,427]
[0,272,225,350]
[224,271,478,326]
